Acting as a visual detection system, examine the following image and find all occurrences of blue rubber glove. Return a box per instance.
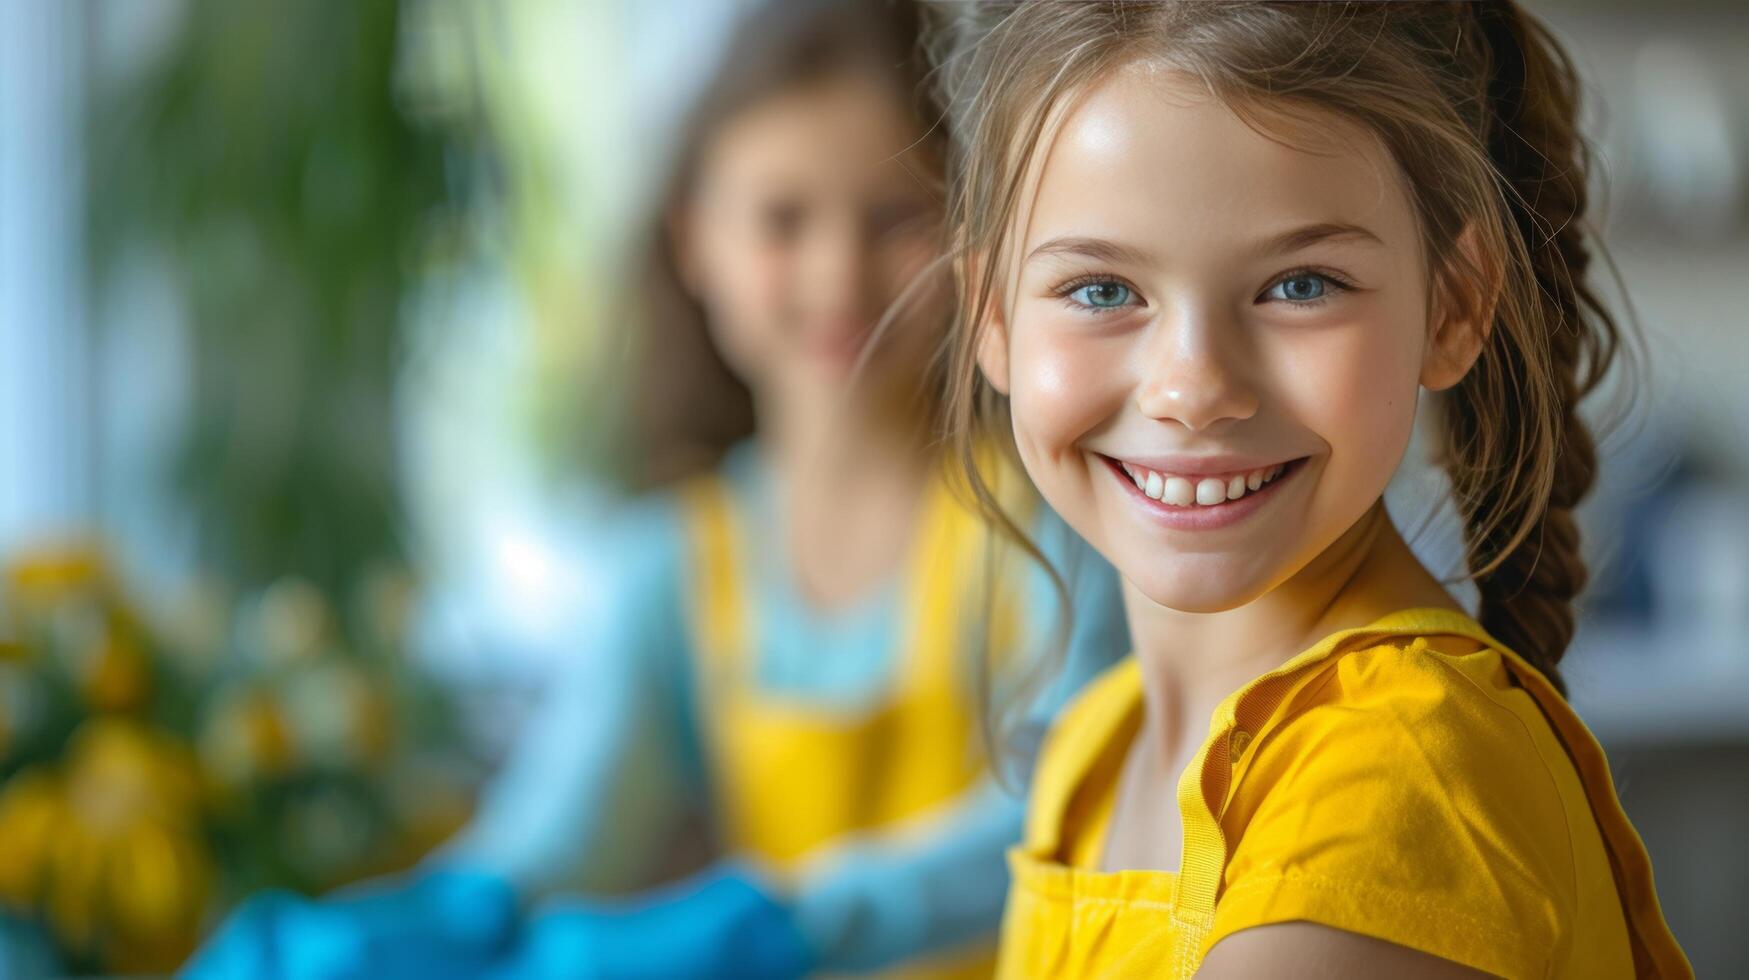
[0,912,62,980]
[488,864,814,980]
[179,868,519,980]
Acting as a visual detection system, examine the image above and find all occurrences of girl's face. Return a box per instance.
[982,65,1465,613]
[677,72,945,411]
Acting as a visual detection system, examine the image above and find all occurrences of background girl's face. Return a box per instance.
[677,72,945,411]
[985,65,1441,613]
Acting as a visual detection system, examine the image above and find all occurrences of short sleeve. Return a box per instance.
[1204,641,1577,980]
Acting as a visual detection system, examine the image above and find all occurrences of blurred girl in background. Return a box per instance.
[186,0,1124,977]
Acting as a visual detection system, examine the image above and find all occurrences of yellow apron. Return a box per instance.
[683,465,1022,978]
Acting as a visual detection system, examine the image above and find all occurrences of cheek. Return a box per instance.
[1278,310,1426,500]
[699,236,798,365]
[1007,319,1127,462]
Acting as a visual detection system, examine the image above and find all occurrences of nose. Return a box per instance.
[802,212,872,321]
[1133,306,1260,431]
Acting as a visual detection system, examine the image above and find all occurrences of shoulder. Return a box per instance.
[1209,635,1578,978]
[606,440,779,563]
[1244,634,1566,800]
[581,486,691,597]
[1231,634,1577,874]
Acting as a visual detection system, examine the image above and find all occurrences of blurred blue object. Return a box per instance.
[487,864,812,980]
[0,914,62,980]
[178,863,809,979]
[178,870,518,980]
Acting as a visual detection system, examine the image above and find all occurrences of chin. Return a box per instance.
[1121,554,1280,615]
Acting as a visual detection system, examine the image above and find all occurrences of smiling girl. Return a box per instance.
[927,2,1691,977]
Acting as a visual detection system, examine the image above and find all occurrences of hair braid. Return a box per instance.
[1447,1,1621,695]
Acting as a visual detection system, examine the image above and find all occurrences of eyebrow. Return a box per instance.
[1025,236,1156,267]
[1023,221,1384,268]
[1249,221,1384,256]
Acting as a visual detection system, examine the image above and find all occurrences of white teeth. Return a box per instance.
[1122,459,1293,507]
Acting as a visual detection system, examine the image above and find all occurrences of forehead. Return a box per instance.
[698,74,933,199]
[1016,62,1416,264]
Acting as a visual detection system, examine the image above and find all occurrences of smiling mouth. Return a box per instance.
[1099,454,1309,509]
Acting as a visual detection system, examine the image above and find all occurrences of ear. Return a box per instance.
[976,316,1012,396]
[1420,222,1494,392]
[964,250,1013,395]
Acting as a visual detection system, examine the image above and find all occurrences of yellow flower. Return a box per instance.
[0,769,61,903]
[0,719,214,973]
[81,628,154,713]
[4,544,108,609]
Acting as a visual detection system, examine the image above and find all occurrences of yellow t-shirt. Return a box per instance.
[997,607,1692,979]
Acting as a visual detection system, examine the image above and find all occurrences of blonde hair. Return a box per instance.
[928,1,1626,695]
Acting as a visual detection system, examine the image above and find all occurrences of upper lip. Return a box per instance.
[1100,452,1302,478]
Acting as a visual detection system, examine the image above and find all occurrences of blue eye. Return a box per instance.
[1069,281,1132,309]
[1267,273,1336,304]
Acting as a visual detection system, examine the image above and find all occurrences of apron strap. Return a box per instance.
[681,475,748,680]
[893,475,967,694]
[893,462,1039,698]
